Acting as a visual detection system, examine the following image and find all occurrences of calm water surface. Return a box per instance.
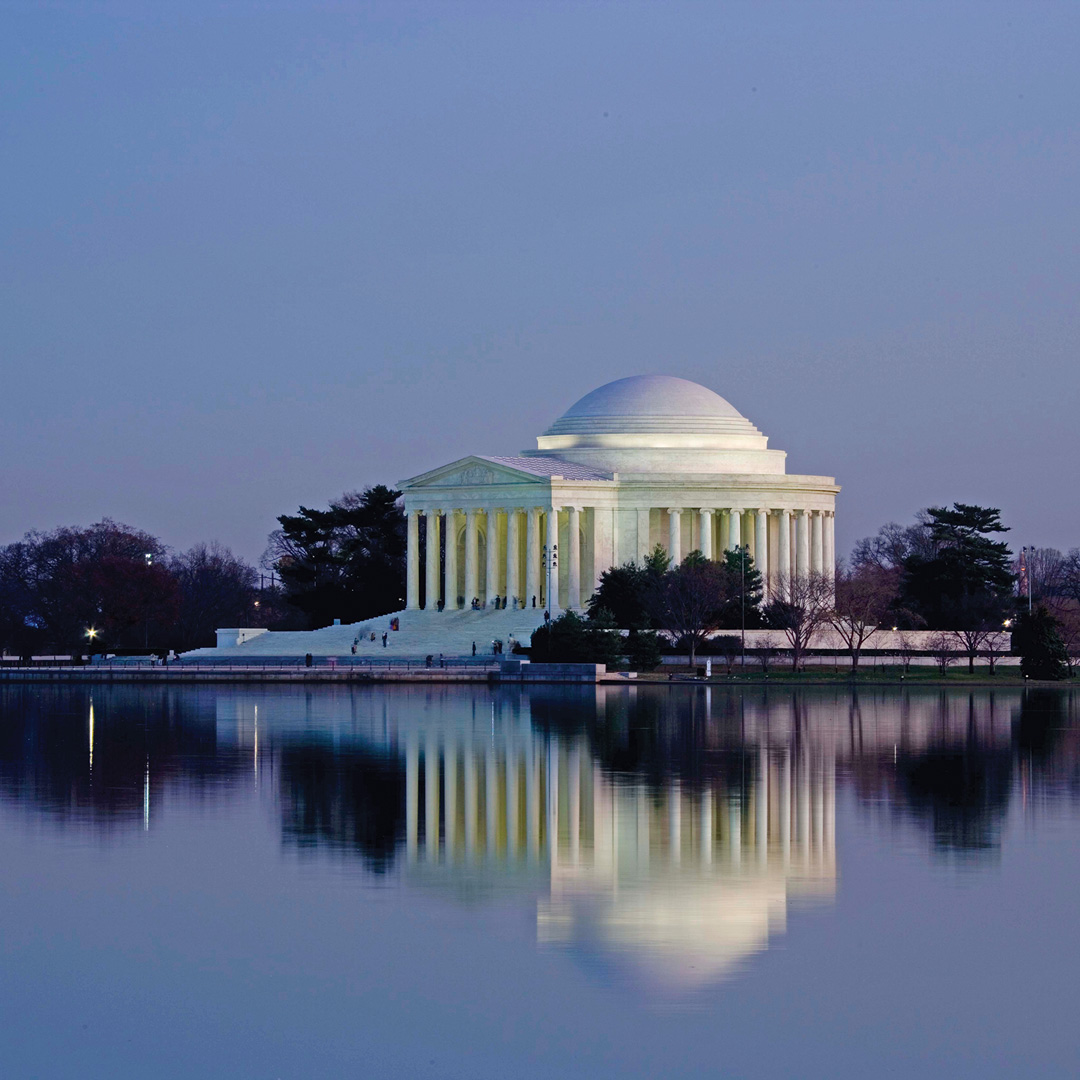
[1,683,1078,1079]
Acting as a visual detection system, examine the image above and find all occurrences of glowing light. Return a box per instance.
[86,627,99,640]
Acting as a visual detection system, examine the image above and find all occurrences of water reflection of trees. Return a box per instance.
[0,685,245,830]
[278,744,404,873]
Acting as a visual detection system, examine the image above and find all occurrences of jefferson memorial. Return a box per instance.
[400,374,838,614]
[193,374,838,658]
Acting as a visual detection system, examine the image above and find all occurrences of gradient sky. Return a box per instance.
[3,1,1078,565]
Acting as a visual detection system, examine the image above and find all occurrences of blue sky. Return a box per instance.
[3,1,1078,562]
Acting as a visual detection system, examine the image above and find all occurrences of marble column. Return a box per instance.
[728,507,741,552]
[811,510,824,576]
[777,509,792,589]
[567,506,582,610]
[546,508,561,613]
[464,510,480,605]
[636,508,651,562]
[796,510,810,580]
[406,510,420,610]
[824,512,836,583]
[506,509,521,606]
[667,508,682,565]
[444,510,459,609]
[755,509,769,595]
[526,507,541,610]
[424,509,441,611]
[699,509,714,560]
[485,509,501,606]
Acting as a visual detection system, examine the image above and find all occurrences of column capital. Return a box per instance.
[666,506,682,515]
[699,507,714,516]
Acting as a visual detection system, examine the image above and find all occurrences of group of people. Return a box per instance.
[465,595,541,611]
[436,595,543,611]
[471,639,507,656]
[350,630,389,654]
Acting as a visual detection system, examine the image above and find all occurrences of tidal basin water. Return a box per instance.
[1,684,1078,1079]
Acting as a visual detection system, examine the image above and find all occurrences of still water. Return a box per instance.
[0,683,1078,1079]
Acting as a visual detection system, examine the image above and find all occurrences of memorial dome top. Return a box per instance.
[528,372,785,474]
[556,375,744,424]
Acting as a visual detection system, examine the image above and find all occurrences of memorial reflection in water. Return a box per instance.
[1,683,1076,993]
[395,714,835,989]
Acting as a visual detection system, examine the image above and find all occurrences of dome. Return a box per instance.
[557,375,744,424]
[526,372,787,475]
[541,375,754,441]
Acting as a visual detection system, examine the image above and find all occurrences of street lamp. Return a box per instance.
[542,543,558,617]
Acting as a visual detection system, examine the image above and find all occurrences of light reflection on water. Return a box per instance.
[0,684,1078,1076]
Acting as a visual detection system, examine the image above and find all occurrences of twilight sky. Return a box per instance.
[3,1,1078,565]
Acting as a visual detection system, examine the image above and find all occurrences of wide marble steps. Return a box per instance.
[180,606,552,661]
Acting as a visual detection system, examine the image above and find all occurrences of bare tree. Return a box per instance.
[764,573,833,673]
[171,542,259,651]
[983,631,1009,676]
[929,631,958,675]
[1015,546,1065,602]
[1059,549,1080,605]
[1044,595,1080,675]
[715,634,741,675]
[830,563,897,671]
[951,625,1000,675]
[757,632,779,674]
[895,630,917,675]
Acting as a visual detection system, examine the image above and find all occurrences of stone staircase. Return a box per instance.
[180,606,550,661]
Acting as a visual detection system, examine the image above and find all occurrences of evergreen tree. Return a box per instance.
[1013,606,1070,681]
[586,545,669,628]
[900,504,1014,629]
[530,610,624,666]
[266,486,406,628]
[717,546,765,628]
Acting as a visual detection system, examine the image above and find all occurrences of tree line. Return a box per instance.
[538,503,1078,679]
[3,492,1077,677]
[0,485,406,657]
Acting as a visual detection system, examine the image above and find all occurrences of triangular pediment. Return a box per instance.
[400,456,549,490]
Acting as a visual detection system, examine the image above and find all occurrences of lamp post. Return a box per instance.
[542,542,558,616]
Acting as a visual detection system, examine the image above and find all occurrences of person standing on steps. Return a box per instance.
[382,632,388,647]
[472,641,477,656]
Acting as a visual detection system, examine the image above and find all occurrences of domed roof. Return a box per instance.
[528,372,786,475]
[557,375,744,423]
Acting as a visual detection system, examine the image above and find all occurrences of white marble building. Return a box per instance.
[400,375,839,614]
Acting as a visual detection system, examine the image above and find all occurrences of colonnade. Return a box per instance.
[405,505,836,611]
[408,506,578,612]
